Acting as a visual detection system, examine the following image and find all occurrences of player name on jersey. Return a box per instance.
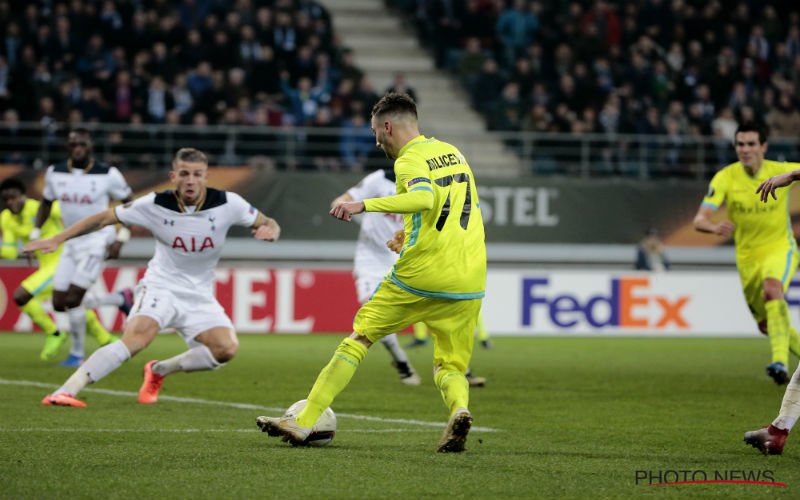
[426,153,465,171]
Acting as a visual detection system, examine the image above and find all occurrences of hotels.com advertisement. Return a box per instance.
[0,267,793,336]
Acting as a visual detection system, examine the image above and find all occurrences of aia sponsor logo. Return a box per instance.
[60,193,93,204]
[171,236,215,252]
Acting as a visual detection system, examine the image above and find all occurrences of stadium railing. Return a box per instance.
[2,122,797,179]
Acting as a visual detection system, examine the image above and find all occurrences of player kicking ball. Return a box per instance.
[25,148,281,407]
[256,93,486,452]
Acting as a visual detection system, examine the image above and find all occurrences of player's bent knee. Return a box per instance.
[213,342,238,364]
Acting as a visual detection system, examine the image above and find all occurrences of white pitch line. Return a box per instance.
[0,378,500,432]
[0,428,436,434]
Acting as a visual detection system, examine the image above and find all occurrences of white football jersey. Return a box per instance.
[43,161,132,228]
[347,169,403,279]
[115,188,258,296]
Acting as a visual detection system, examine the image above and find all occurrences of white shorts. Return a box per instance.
[355,273,385,304]
[53,235,110,291]
[130,285,234,341]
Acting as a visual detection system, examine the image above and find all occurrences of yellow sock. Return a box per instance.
[20,299,57,335]
[296,338,367,427]
[475,311,489,342]
[413,322,428,341]
[86,310,113,345]
[766,300,790,365]
[435,368,469,416]
[789,327,800,358]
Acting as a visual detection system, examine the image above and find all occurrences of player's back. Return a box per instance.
[392,136,486,298]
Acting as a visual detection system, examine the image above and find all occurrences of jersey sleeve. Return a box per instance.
[42,166,56,201]
[108,167,133,200]
[347,170,387,200]
[363,155,434,213]
[0,211,18,260]
[701,169,728,209]
[395,155,433,195]
[225,192,259,227]
[115,193,155,228]
[781,162,800,173]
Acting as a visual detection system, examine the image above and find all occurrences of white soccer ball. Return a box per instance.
[283,399,336,447]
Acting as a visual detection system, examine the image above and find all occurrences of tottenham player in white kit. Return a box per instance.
[34,129,134,367]
[332,169,421,385]
[26,148,281,407]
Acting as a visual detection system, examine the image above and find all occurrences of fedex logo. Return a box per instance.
[521,277,690,329]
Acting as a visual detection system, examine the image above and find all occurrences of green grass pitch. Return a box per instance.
[0,333,799,499]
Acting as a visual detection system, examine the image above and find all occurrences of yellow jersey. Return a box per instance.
[702,159,800,254]
[364,135,486,299]
[0,198,63,261]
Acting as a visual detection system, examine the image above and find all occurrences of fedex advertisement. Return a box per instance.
[482,270,800,336]
[0,267,797,336]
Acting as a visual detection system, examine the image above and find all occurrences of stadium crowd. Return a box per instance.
[0,0,384,169]
[393,0,800,174]
[1,0,799,175]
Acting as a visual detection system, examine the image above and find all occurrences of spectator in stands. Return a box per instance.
[767,93,800,139]
[385,72,417,104]
[457,37,486,90]
[471,59,504,116]
[495,0,539,67]
[635,228,670,272]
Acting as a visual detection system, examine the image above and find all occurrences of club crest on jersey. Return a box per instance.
[60,193,92,204]
[172,236,215,252]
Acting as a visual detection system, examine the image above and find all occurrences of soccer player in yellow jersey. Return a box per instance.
[694,121,800,385]
[257,93,486,452]
[0,177,116,360]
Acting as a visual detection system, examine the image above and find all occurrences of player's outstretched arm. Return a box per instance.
[756,170,800,202]
[31,198,53,239]
[251,212,281,241]
[330,192,353,210]
[330,200,365,222]
[23,208,119,254]
[106,195,135,259]
[693,205,734,237]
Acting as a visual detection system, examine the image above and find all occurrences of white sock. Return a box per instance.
[152,344,221,376]
[55,311,70,333]
[56,341,131,395]
[67,306,87,358]
[773,368,800,431]
[83,292,124,308]
[379,333,408,364]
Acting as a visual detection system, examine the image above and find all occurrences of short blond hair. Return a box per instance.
[173,148,208,165]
